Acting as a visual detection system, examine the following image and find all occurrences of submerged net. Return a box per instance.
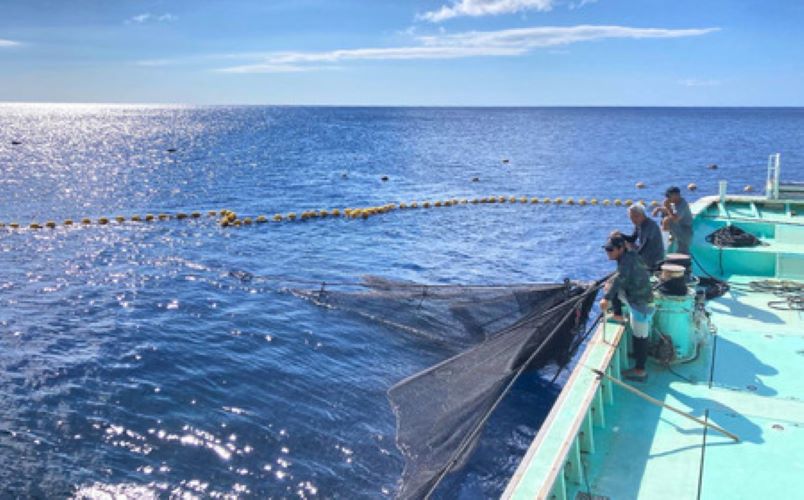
[293,276,597,498]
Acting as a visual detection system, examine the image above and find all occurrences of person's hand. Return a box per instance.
[599,298,609,313]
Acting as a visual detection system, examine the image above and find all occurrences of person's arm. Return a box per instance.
[604,271,623,301]
[664,199,682,222]
[651,204,669,217]
[622,230,637,244]
[600,270,623,313]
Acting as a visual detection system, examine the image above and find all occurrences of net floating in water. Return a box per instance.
[293,277,597,498]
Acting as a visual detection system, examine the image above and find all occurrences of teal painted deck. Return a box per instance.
[504,194,804,500]
[582,279,803,500]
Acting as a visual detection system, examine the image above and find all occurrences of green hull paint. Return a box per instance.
[503,194,804,500]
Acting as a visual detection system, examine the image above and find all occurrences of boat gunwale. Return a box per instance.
[502,321,626,499]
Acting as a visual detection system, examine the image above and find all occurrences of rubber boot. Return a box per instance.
[633,337,649,371]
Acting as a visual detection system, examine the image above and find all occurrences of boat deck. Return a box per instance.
[504,194,804,500]
[584,277,803,499]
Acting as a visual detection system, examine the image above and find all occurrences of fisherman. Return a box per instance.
[622,204,665,270]
[608,204,664,321]
[600,234,655,382]
[652,186,693,254]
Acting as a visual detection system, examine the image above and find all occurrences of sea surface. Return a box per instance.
[0,105,802,498]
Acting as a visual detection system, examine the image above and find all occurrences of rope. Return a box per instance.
[768,296,804,311]
[230,270,568,291]
[592,369,740,442]
[0,195,659,231]
[690,265,804,311]
[746,279,804,295]
[752,280,804,310]
[549,312,604,385]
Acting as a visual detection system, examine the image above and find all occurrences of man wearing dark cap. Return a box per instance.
[652,186,693,254]
[600,234,655,382]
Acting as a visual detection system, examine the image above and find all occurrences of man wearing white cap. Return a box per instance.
[623,204,665,271]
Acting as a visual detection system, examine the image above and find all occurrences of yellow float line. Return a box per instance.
[0,197,663,230]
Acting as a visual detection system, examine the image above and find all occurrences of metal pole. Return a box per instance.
[591,369,740,442]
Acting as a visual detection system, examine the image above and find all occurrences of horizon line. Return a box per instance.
[1,101,803,109]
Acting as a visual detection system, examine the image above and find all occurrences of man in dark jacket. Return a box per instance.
[599,234,655,382]
[623,204,664,271]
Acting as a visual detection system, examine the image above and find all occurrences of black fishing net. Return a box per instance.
[293,276,597,498]
[705,225,762,248]
[697,276,730,300]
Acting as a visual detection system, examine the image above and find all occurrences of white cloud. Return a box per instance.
[126,13,176,24]
[219,64,320,74]
[417,25,720,48]
[216,46,524,73]
[129,13,151,23]
[569,0,598,9]
[679,78,720,87]
[244,45,522,65]
[137,24,717,74]
[420,0,555,22]
[0,38,20,47]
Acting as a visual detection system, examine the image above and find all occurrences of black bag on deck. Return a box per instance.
[705,225,761,248]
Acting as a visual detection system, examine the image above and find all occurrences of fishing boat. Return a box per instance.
[503,153,803,499]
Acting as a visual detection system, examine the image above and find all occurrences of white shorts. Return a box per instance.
[629,305,655,339]
[619,291,655,339]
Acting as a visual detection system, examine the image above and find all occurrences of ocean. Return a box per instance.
[1,105,802,498]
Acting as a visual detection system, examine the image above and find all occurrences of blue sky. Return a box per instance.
[0,0,802,105]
